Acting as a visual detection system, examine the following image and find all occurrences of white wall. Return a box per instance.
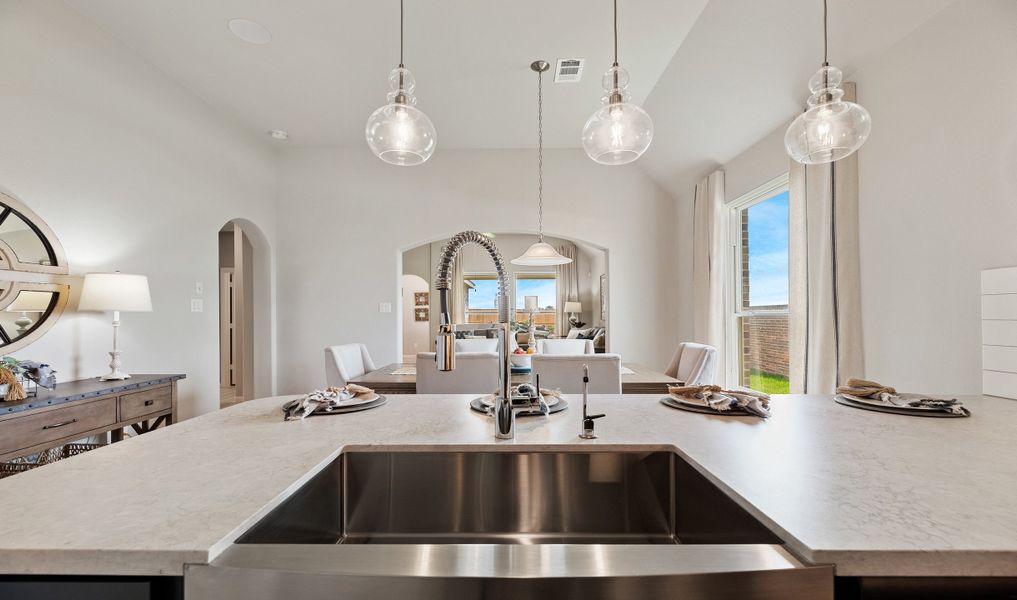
[682,0,1017,394]
[853,0,1017,393]
[276,148,677,393]
[0,1,278,418]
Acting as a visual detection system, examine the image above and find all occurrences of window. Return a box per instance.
[728,175,790,394]
[515,273,556,328]
[464,273,502,324]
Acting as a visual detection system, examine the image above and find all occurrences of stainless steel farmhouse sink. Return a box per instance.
[185,450,833,600]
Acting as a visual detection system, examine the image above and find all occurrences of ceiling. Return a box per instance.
[639,0,959,197]
[66,0,958,196]
[65,0,708,149]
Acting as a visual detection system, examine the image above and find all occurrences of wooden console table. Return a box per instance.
[0,374,185,462]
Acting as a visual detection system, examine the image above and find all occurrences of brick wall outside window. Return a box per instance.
[739,207,789,383]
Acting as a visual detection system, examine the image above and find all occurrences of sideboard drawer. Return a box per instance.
[0,397,117,456]
[120,386,172,422]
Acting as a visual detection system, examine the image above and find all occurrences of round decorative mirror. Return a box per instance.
[0,191,69,353]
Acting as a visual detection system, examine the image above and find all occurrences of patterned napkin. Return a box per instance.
[283,384,375,420]
[835,378,967,415]
[667,384,772,418]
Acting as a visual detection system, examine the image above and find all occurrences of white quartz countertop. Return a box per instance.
[0,393,1014,578]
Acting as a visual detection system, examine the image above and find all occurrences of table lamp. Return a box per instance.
[78,273,152,380]
[565,301,584,328]
[524,295,538,344]
[5,291,52,335]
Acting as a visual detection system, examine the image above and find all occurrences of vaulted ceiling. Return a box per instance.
[67,0,958,197]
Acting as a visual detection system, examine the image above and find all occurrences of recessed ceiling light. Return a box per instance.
[228,18,272,45]
[268,129,289,140]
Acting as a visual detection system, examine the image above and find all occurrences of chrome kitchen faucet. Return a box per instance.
[434,231,533,439]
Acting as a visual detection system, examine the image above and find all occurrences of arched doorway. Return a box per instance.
[401,274,429,362]
[218,219,273,407]
[399,232,609,359]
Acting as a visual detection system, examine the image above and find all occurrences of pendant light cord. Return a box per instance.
[822,0,829,66]
[399,0,405,67]
[613,0,619,66]
[537,67,544,242]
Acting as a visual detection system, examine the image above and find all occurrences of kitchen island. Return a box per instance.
[0,393,1014,597]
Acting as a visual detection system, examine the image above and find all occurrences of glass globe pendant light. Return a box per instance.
[513,61,573,267]
[785,0,871,165]
[365,0,436,166]
[581,0,653,166]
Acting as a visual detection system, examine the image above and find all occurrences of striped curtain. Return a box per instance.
[555,242,579,335]
[692,170,728,384]
[788,82,864,393]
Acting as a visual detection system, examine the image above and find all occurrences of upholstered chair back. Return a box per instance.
[324,344,377,387]
[664,342,718,386]
[536,339,595,355]
[416,352,500,394]
[531,354,622,394]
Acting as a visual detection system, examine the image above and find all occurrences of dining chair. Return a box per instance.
[455,338,499,353]
[536,339,595,355]
[324,344,377,387]
[664,342,718,386]
[531,354,622,394]
[416,352,500,394]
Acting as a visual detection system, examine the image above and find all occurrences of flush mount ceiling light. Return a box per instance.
[268,129,289,140]
[581,0,653,166]
[513,61,573,267]
[365,0,436,166]
[227,18,272,45]
[785,0,871,164]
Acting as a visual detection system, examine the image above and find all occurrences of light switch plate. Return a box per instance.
[195,281,204,295]
[191,299,204,312]
[379,302,392,313]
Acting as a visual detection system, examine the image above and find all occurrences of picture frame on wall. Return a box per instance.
[600,274,607,322]
[414,292,429,307]
[414,307,429,322]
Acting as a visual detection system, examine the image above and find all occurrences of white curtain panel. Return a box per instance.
[788,83,865,393]
[692,170,728,384]
[555,242,579,335]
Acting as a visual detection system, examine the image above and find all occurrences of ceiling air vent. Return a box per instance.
[553,58,584,83]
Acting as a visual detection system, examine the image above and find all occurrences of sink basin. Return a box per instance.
[236,450,781,546]
[188,450,833,600]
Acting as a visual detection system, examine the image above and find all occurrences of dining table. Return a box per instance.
[350,362,680,395]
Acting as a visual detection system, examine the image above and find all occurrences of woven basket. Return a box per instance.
[0,442,105,479]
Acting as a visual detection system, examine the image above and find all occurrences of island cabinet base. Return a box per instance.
[835,576,1017,599]
[0,575,182,600]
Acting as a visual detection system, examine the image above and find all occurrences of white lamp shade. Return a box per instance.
[564,301,583,314]
[511,242,573,266]
[524,296,539,312]
[5,290,53,313]
[78,273,153,312]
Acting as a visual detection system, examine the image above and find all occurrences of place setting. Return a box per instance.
[661,384,772,418]
[834,378,970,418]
[282,384,386,420]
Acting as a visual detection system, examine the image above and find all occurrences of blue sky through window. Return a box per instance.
[515,277,556,311]
[466,277,498,309]
[746,190,789,307]
[464,276,557,311]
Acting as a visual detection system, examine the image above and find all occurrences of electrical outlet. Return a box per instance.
[195,281,204,295]
[379,302,392,313]
[191,299,204,313]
